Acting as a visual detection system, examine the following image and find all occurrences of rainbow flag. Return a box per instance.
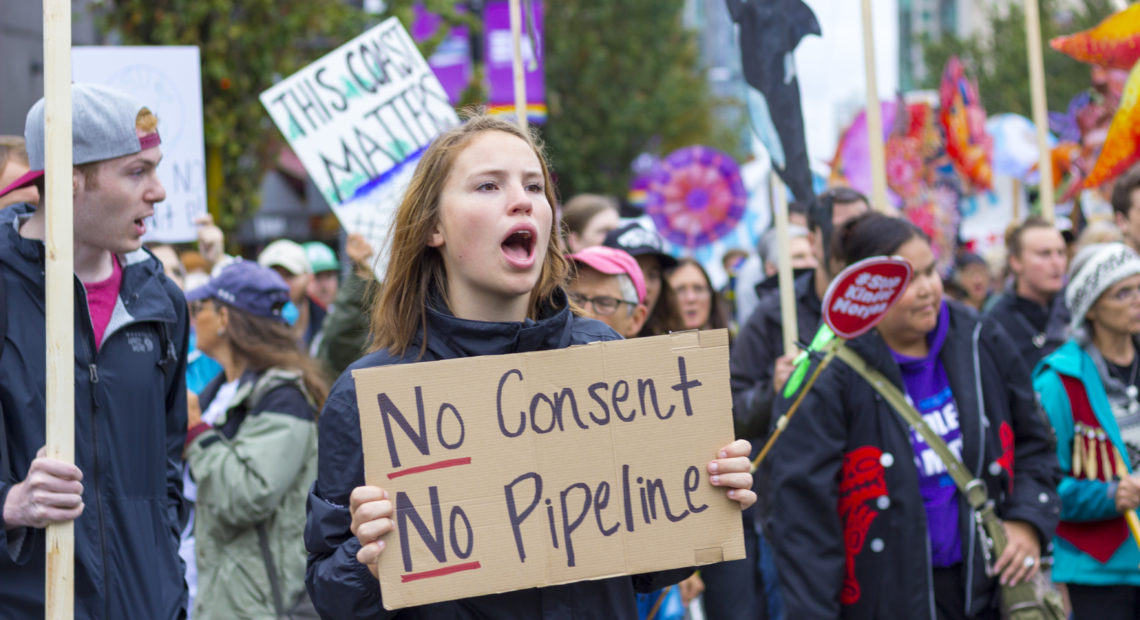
[487,103,548,124]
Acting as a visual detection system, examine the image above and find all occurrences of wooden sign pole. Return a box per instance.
[1012,178,1022,222]
[508,0,528,130]
[43,0,76,618]
[1024,0,1055,222]
[860,0,889,212]
[772,174,798,356]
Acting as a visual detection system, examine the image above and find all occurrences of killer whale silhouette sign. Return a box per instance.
[727,0,820,202]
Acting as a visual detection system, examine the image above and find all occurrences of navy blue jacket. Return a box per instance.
[984,290,1070,373]
[730,269,821,441]
[305,291,693,618]
[0,203,189,619]
[767,302,1060,619]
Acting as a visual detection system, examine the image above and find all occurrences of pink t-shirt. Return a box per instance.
[83,256,122,350]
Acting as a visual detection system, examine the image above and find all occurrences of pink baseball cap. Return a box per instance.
[567,245,647,305]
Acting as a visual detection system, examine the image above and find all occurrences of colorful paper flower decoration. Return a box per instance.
[939,57,993,191]
[644,146,748,249]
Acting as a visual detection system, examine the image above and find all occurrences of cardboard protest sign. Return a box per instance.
[260,17,460,276]
[354,330,744,609]
[822,256,913,339]
[72,46,207,242]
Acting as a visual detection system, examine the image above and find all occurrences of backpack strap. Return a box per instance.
[256,522,286,616]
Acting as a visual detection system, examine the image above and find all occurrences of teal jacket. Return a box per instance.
[1034,338,1140,586]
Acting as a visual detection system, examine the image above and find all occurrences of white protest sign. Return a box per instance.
[260,17,460,276]
[959,173,1021,256]
[72,46,208,243]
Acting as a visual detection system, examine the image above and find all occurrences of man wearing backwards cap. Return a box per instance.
[0,83,190,618]
[566,245,649,339]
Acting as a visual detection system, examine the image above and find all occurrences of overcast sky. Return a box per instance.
[794,0,900,172]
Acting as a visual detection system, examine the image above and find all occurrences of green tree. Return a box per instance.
[96,0,470,232]
[541,1,744,200]
[96,0,735,230]
[918,0,1117,115]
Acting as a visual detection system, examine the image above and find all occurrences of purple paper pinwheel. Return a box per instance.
[643,146,748,249]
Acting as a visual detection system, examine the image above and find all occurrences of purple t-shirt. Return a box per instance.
[890,302,962,567]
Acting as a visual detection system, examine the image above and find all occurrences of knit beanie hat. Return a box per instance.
[1065,243,1140,330]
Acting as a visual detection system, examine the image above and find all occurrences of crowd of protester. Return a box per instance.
[5,82,1140,619]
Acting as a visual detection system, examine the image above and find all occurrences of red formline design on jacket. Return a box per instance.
[388,457,473,480]
[1056,375,1129,563]
[997,421,1015,488]
[838,445,887,605]
[400,561,482,583]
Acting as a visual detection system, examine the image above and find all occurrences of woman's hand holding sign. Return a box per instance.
[708,439,755,510]
[351,486,393,579]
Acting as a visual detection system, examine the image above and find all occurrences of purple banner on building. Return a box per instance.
[483,0,546,123]
[413,3,471,105]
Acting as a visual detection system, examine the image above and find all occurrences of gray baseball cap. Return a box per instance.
[0,82,161,197]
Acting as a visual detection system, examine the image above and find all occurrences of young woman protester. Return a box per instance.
[668,258,731,332]
[560,192,621,253]
[183,260,329,618]
[1034,243,1140,619]
[767,212,1060,619]
[304,115,755,618]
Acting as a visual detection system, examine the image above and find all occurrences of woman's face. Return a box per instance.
[636,255,664,312]
[876,237,943,342]
[191,299,225,358]
[1088,273,1140,337]
[669,263,712,330]
[430,131,552,321]
[958,263,991,304]
[568,208,619,253]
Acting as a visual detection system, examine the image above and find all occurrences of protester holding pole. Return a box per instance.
[726,186,868,620]
[730,187,869,441]
[1033,243,1140,618]
[304,114,756,619]
[0,83,190,618]
[767,212,1060,619]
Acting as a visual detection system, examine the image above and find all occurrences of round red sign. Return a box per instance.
[822,256,913,340]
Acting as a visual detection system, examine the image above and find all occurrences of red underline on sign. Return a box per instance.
[387,457,472,480]
[400,561,482,583]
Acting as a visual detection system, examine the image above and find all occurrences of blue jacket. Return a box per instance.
[1033,338,1140,586]
[0,203,189,618]
[305,290,694,618]
[768,302,1061,619]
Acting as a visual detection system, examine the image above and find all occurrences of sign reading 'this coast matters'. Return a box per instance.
[353,330,745,610]
[259,17,460,276]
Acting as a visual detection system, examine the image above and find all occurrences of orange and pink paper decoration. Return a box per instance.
[1050,4,1140,70]
[1085,58,1140,188]
[939,57,993,191]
